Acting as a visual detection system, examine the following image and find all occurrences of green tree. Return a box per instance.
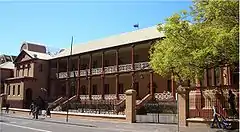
[149,0,239,84]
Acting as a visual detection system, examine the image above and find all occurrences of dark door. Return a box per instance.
[25,88,32,108]
[71,81,76,96]
[81,85,86,95]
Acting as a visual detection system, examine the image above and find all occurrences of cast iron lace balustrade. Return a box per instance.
[91,95,102,100]
[154,91,174,101]
[79,95,90,100]
[118,64,132,72]
[57,62,151,79]
[104,94,117,100]
[104,66,117,74]
[134,62,150,70]
[92,68,102,75]
[118,94,126,100]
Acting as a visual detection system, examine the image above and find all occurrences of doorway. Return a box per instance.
[134,82,139,98]
[25,88,32,108]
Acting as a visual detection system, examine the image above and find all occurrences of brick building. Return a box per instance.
[0,55,16,94]
[3,26,238,110]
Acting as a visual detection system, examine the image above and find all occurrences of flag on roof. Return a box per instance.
[133,24,139,28]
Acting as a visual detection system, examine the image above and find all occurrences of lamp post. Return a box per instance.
[40,88,47,109]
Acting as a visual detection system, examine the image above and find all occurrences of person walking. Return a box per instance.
[5,103,10,114]
[29,102,35,115]
[46,107,51,118]
[228,90,238,117]
[210,105,221,128]
[35,105,40,119]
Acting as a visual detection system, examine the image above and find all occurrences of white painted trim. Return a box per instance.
[8,108,31,112]
[186,118,206,122]
[187,118,240,122]
[51,111,126,118]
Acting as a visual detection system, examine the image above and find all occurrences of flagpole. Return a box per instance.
[66,36,74,122]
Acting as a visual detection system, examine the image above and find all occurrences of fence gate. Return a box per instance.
[136,92,177,124]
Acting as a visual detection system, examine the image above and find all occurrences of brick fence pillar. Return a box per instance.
[0,94,7,112]
[125,89,136,123]
[177,86,189,127]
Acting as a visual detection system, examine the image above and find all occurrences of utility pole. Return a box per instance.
[66,36,74,122]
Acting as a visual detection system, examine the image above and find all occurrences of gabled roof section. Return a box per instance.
[14,49,52,63]
[52,26,163,59]
[24,50,52,60]
[0,62,14,69]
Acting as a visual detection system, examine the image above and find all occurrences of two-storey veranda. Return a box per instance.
[48,26,176,108]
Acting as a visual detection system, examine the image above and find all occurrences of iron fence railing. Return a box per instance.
[56,99,125,115]
[188,88,239,119]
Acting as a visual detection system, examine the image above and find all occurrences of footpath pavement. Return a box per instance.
[1,112,237,132]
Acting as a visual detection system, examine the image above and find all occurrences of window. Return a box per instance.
[17,85,20,95]
[12,85,15,95]
[92,84,97,95]
[93,60,98,68]
[104,84,109,94]
[1,83,4,94]
[39,64,43,72]
[8,86,10,95]
[215,67,220,86]
[207,69,212,86]
[104,60,109,66]
[133,82,139,96]
[22,65,25,76]
[72,64,76,70]
[27,64,30,76]
[81,64,87,69]
[134,54,139,62]
[16,68,19,77]
[118,83,124,94]
[167,80,171,92]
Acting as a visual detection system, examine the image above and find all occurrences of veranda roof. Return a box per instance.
[51,26,163,59]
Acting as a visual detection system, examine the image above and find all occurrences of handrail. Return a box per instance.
[136,94,152,109]
[114,98,126,114]
[61,95,77,106]
[49,97,67,110]
[52,97,63,104]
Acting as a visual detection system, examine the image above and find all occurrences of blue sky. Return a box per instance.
[0,0,192,56]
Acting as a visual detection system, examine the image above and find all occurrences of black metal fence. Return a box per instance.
[188,88,239,120]
[61,99,125,115]
[136,100,177,124]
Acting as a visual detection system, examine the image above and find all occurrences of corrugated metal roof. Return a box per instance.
[0,62,14,69]
[24,50,52,60]
[52,26,163,59]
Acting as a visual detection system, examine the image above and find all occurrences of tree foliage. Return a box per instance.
[149,0,239,83]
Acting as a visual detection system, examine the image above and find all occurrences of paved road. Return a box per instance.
[0,113,238,132]
[0,116,140,132]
